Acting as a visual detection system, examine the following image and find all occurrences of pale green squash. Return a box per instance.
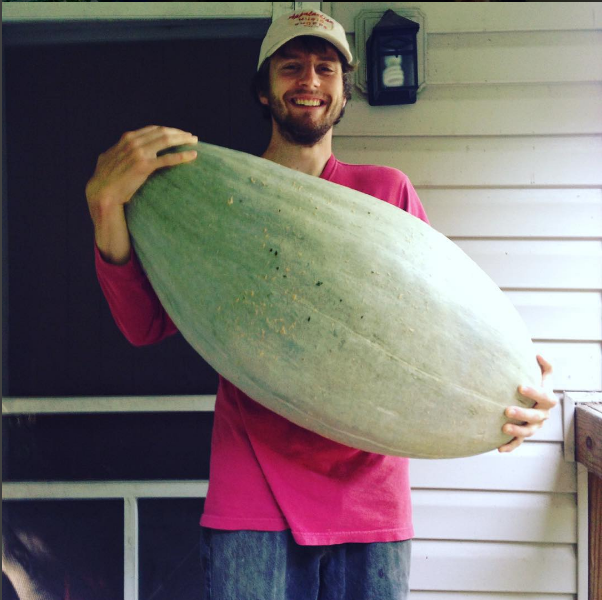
[126,142,540,459]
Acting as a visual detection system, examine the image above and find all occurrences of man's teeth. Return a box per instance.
[293,99,322,106]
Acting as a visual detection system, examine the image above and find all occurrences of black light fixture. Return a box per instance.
[367,10,420,106]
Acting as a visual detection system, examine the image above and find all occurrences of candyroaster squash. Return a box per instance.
[126,142,540,458]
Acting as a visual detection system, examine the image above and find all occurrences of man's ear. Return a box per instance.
[258,93,269,106]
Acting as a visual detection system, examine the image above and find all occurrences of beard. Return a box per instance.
[267,91,345,147]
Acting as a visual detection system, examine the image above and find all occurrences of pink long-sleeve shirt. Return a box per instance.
[96,154,429,545]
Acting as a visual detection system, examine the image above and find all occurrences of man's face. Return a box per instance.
[260,40,347,146]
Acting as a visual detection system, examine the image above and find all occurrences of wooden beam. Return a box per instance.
[575,401,602,600]
[590,473,602,600]
[576,403,602,479]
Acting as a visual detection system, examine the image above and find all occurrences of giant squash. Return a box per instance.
[126,142,540,459]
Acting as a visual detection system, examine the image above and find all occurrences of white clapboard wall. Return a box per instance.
[329,2,601,599]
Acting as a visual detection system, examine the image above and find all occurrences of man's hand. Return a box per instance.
[86,125,198,210]
[498,355,557,453]
[86,126,198,265]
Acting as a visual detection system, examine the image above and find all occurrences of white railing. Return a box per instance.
[2,395,215,600]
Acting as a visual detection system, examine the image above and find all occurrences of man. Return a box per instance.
[86,9,557,599]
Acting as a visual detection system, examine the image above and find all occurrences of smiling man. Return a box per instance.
[87,8,557,600]
[258,38,349,148]
[254,12,355,175]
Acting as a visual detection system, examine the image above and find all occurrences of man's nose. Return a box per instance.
[298,65,320,87]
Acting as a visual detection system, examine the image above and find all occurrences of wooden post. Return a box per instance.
[575,402,602,600]
[589,472,601,600]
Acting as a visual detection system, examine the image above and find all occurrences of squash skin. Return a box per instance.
[126,142,540,459]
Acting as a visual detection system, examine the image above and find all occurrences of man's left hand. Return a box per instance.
[498,355,557,453]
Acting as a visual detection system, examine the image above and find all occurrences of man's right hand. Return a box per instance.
[86,126,198,265]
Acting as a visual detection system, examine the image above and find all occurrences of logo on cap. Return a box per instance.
[288,10,335,31]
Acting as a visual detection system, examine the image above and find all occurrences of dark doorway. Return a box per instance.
[3,21,271,599]
[3,29,271,397]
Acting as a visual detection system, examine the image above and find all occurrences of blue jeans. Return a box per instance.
[200,528,411,600]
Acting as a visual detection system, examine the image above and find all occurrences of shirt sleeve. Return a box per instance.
[95,244,178,346]
[399,175,429,225]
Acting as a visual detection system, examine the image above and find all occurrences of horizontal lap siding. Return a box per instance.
[412,490,577,543]
[534,342,601,391]
[411,443,576,494]
[410,541,577,594]
[333,136,602,187]
[454,240,601,290]
[419,189,602,239]
[504,291,601,342]
[426,31,602,85]
[337,85,602,137]
[331,2,600,598]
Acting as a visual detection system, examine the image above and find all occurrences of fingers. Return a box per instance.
[498,436,523,454]
[502,415,543,439]
[517,384,558,409]
[87,126,198,213]
[157,148,198,168]
[137,125,198,150]
[503,398,556,437]
[120,125,193,143]
[536,354,553,379]
[517,354,556,408]
[119,126,198,166]
[498,419,539,454]
[506,405,551,423]
[498,403,555,452]
[498,354,557,453]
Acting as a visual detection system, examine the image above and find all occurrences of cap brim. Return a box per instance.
[258,30,353,70]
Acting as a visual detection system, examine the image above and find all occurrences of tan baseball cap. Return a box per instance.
[257,9,353,70]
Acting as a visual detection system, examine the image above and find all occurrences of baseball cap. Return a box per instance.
[257,9,353,70]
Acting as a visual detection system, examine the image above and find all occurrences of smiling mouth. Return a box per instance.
[291,98,326,107]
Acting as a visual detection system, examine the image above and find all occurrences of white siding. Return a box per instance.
[330,2,601,598]
[337,87,602,136]
[426,30,602,85]
[420,189,602,238]
[333,136,602,187]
